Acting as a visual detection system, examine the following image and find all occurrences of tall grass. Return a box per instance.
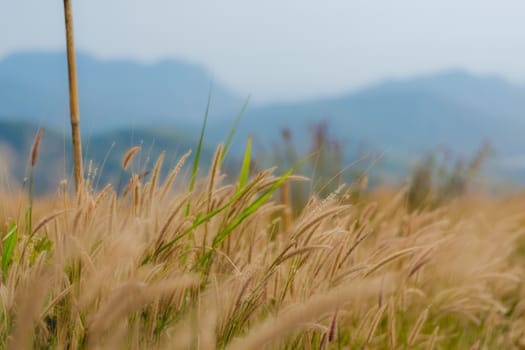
[407,143,492,211]
[3,4,516,348]
[0,138,523,349]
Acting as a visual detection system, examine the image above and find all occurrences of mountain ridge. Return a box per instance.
[0,51,244,131]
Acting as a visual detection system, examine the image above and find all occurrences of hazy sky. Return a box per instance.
[1,1,525,103]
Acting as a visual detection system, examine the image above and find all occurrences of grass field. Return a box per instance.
[0,138,524,349]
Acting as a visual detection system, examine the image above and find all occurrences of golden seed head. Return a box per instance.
[122,146,141,170]
[30,128,45,167]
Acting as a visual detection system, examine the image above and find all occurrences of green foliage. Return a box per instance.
[150,167,260,260]
[196,160,301,270]
[30,236,53,265]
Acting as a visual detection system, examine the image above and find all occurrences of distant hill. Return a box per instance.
[218,71,525,159]
[0,51,244,131]
[0,119,215,193]
[204,70,525,185]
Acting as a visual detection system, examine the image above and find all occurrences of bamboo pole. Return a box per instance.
[63,0,83,193]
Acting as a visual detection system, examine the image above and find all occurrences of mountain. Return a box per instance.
[2,52,523,159]
[214,70,525,159]
[0,51,244,132]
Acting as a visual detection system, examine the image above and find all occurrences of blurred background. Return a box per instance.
[1,1,525,193]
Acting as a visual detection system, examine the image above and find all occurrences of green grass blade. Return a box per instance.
[185,86,213,216]
[214,165,296,249]
[238,135,252,189]
[221,96,250,163]
[190,87,212,192]
[194,160,305,270]
[150,175,261,261]
[2,222,18,278]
